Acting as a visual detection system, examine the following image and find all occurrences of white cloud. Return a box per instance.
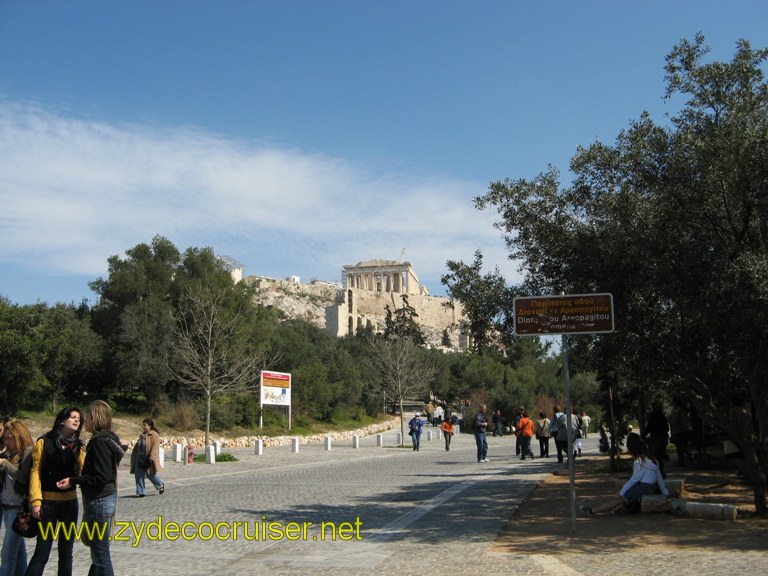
[0,99,521,294]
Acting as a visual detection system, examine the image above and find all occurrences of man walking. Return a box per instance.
[474,404,489,463]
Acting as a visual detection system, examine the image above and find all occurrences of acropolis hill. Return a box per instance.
[243,259,469,351]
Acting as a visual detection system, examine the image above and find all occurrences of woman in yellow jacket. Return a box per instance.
[26,407,85,576]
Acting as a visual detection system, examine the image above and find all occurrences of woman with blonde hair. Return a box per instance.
[0,419,34,576]
[58,400,124,576]
[129,418,165,497]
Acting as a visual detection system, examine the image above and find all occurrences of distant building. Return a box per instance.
[341,259,427,296]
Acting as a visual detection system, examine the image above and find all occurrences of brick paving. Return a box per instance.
[17,429,765,575]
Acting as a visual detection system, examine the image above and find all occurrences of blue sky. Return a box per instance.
[1,1,766,306]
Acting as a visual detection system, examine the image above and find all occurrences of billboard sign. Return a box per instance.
[260,370,291,406]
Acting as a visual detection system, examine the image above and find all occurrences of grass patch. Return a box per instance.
[193,451,239,463]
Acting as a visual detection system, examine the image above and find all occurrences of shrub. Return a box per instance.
[166,399,199,430]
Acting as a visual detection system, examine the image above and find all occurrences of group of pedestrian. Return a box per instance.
[468,404,592,464]
[0,406,166,576]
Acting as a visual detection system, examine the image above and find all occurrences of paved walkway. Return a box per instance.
[16,429,764,575]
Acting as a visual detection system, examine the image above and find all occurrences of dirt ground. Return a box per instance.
[493,454,768,553]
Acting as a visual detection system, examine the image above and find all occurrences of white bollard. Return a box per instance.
[376,434,383,447]
[396,432,402,445]
[425,430,432,442]
[172,444,183,462]
[324,436,332,451]
[158,447,165,467]
[213,441,221,456]
[205,445,216,464]
[291,438,300,453]
[254,439,263,455]
[352,435,360,449]
[437,429,442,440]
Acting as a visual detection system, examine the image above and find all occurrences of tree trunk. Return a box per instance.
[399,398,405,446]
[205,391,211,448]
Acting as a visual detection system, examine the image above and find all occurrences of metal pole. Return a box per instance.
[562,333,577,535]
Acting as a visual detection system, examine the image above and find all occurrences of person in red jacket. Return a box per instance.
[517,411,535,460]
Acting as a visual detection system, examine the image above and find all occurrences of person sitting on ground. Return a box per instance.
[578,432,668,517]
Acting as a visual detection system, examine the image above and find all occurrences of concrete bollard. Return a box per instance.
[396,432,402,445]
[254,439,263,456]
[213,441,221,456]
[291,438,300,453]
[437,429,442,440]
[158,447,165,468]
[352,435,360,449]
[376,434,383,447]
[670,499,737,521]
[324,436,332,451]
[425,430,432,442]
[172,444,183,462]
[205,445,216,464]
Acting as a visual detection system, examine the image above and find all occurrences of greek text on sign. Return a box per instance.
[513,293,614,335]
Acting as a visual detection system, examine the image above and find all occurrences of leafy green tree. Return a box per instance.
[89,235,182,404]
[383,294,425,345]
[0,300,42,414]
[475,35,768,510]
[117,296,176,412]
[441,251,508,355]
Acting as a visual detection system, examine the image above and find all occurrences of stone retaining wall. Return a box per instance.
[129,416,401,449]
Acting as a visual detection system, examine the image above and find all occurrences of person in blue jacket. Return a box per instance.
[408,413,423,451]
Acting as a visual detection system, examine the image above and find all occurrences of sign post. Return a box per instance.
[260,370,292,430]
[513,293,614,535]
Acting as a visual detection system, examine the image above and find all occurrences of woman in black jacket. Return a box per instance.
[58,400,124,576]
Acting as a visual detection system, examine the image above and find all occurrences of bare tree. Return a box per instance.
[368,335,436,445]
[170,284,265,447]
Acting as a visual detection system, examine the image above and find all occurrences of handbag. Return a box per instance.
[12,502,40,539]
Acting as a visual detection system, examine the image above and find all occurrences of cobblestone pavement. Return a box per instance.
[19,430,765,575]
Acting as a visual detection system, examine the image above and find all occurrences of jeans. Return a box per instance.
[410,431,421,450]
[25,498,79,576]
[555,438,567,462]
[82,493,117,576]
[1,507,27,576]
[134,465,163,495]
[538,435,550,457]
[475,432,488,461]
[519,435,534,459]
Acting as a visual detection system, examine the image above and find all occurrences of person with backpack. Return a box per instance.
[408,413,423,451]
[26,407,85,576]
[57,400,124,576]
[0,419,34,576]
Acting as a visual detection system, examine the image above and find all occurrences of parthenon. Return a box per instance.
[342,259,428,296]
